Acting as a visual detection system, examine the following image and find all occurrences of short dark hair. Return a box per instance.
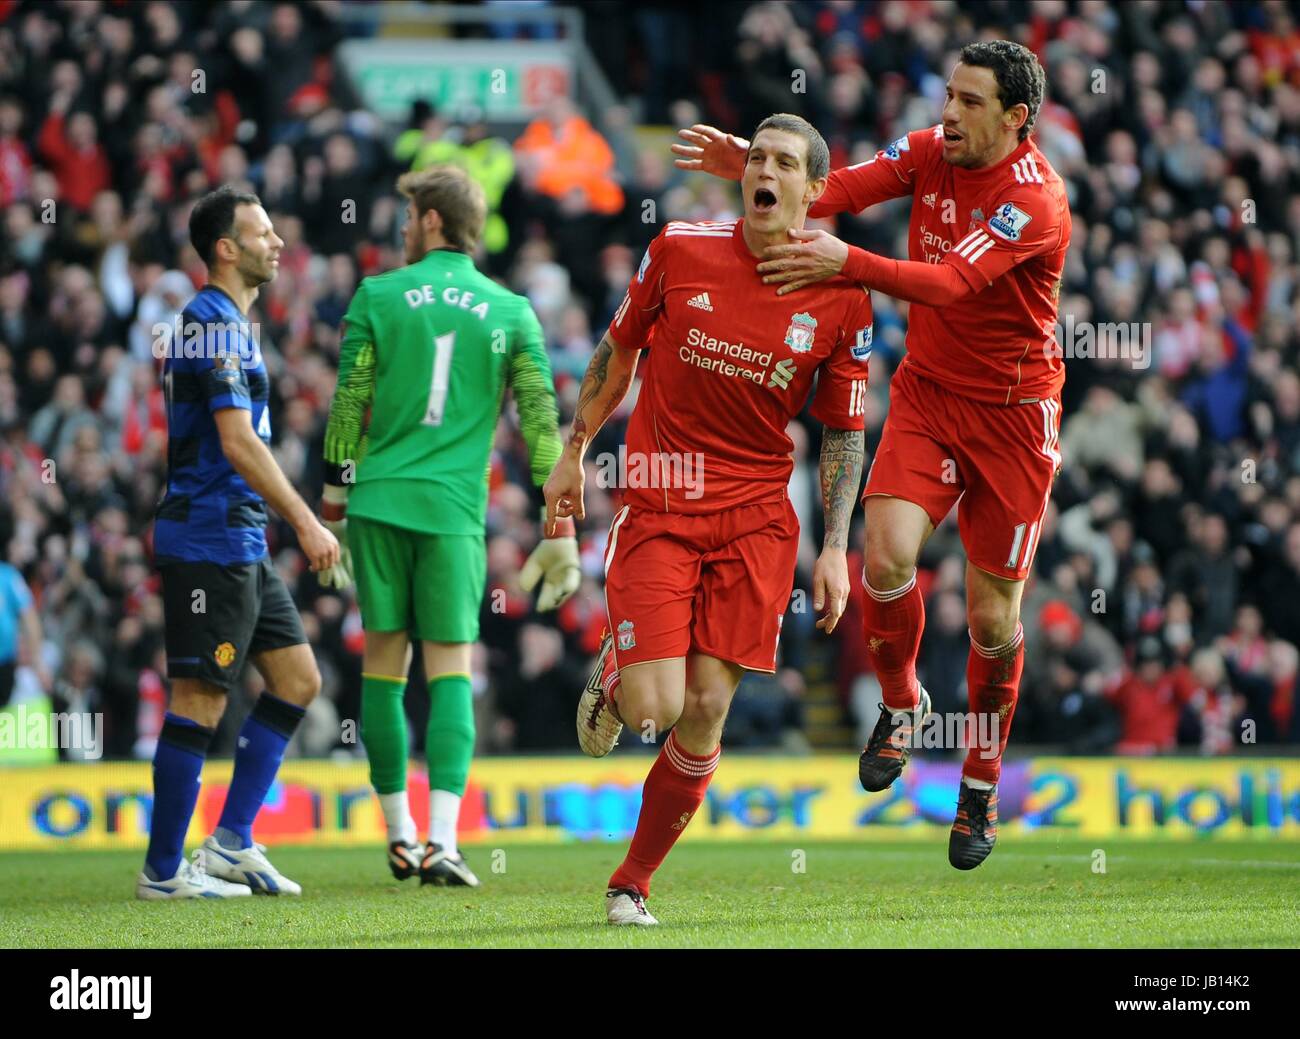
[397,165,486,252]
[751,113,830,181]
[189,185,262,267]
[958,40,1046,141]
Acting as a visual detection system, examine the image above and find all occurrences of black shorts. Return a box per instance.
[161,557,307,691]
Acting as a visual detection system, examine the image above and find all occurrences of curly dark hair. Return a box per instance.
[958,40,1046,142]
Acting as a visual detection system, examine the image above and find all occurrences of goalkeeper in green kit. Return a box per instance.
[318,166,579,886]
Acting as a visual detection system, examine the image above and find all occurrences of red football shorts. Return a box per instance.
[864,362,1062,581]
[602,498,799,673]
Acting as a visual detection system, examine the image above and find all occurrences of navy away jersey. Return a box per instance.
[154,285,272,565]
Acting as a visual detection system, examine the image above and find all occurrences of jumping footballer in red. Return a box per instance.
[675,41,1070,869]
[544,114,873,925]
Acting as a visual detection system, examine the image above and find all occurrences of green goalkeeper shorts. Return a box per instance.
[348,516,485,643]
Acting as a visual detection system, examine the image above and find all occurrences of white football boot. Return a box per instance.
[577,631,623,757]
[419,843,481,887]
[388,840,422,881]
[197,835,302,896]
[606,888,658,926]
[136,850,252,900]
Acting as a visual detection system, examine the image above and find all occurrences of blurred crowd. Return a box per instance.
[0,0,1297,761]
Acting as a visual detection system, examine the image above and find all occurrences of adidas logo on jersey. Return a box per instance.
[687,292,714,312]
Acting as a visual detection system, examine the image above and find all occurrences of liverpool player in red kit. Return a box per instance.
[544,114,873,925]
[675,41,1069,870]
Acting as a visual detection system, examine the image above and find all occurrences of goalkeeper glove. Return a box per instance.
[318,484,354,590]
[520,512,580,611]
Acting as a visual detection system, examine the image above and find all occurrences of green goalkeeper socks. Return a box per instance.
[361,673,409,796]
[364,671,473,800]
[426,673,475,797]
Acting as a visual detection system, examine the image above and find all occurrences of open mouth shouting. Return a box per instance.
[752,186,778,214]
[943,126,964,146]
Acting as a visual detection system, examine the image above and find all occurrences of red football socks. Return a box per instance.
[608,730,720,898]
[602,651,623,723]
[962,624,1024,784]
[862,571,926,710]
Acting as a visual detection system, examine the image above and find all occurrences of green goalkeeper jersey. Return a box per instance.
[324,249,562,536]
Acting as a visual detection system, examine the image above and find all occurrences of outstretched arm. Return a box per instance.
[671,124,748,181]
[674,124,919,217]
[678,124,929,295]
[839,249,974,306]
[758,230,975,305]
[834,193,1063,304]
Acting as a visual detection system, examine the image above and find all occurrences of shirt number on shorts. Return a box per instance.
[1006,521,1038,571]
[423,331,456,426]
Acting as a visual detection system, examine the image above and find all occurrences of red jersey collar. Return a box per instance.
[733,217,760,263]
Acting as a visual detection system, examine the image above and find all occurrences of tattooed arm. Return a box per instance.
[568,331,641,457]
[542,330,641,533]
[813,426,864,633]
[820,426,864,551]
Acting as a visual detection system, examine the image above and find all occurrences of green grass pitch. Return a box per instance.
[1,840,1296,948]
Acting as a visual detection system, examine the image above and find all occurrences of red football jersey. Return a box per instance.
[812,125,1071,406]
[607,219,873,514]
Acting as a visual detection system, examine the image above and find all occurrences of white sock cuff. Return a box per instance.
[863,570,917,603]
[664,731,720,778]
[971,623,1024,659]
[377,790,416,845]
[429,789,461,853]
